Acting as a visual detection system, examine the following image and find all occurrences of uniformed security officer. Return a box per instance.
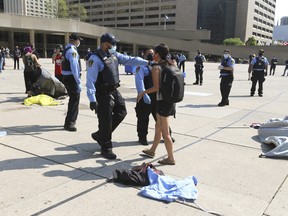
[217,49,235,107]
[62,33,82,131]
[86,33,150,159]
[248,49,268,97]
[193,50,206,85]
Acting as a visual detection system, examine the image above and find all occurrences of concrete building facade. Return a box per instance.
[68,0,276,45]
[2,0,56,18]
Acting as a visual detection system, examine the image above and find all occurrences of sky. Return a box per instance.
[275,0,287,25]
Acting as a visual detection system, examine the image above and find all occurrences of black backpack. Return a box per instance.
[25,55,35,71]
[160,65,185,103]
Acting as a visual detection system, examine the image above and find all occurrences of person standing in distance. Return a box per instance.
[52,44,63,82]
[269,56,277,76]
[248,49,268,97]
[86,33,151,160]
[13,46,21,70]
[62,33,83,132]
[217,49,235,106]
[282,59,288,76]
[193,50,206,85]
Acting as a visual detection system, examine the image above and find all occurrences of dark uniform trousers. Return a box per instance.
[251,71,265,95]
[135,94,157,140]
[220,75,234,102]
[96,88,127,151]
[194,65,203,84]
[62,75,80,125]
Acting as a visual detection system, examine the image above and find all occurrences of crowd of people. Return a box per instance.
[2,32,288,165]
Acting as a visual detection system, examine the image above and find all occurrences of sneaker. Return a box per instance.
[258,94,263,97]
[64,124,77,132]
[138,139,148,146]
[250,93,254,96]
[142,149,155,158]
[193,82,199,85]
[101,150,117,160]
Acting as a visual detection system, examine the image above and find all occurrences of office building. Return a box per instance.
[68,0,275,45]
[2,0,57,18]
[280,16,288,26]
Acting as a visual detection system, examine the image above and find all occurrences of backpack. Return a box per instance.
[25,55,35,71]
[160,65,185,103]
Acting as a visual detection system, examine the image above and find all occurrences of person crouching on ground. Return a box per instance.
[137,43,176,165]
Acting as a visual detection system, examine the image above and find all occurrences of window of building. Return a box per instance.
[131,8,144,12]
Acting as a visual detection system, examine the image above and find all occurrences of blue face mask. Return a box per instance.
[108,45,117,54]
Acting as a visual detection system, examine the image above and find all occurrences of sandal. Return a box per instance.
[158,158,175,165]
[142,149,155,158]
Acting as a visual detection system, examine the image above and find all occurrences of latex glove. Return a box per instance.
[77,83,82,93]
[143,94,151,104]
[218,65,224,70]
[90,101,98,114]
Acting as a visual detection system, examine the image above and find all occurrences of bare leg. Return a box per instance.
[159,115,175,162]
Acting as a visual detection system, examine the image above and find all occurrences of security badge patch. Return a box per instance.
[88,59,94,67]
[72,52,77,58]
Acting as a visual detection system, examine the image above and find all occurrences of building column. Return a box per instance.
[65,32,69,44]
[43,33,47,58]
[133,43,138,56]
[9,31,14,51]
[97,38,101,47]
[29,29,35,48]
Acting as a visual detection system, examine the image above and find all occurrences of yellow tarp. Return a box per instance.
[24,94,59,106]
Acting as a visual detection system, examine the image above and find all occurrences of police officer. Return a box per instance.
[282,59,288,76]
[269,56,277,76]
[218,49,235,106]
[62,33,82,131]
[86,33,150,159]
[248,49,268,97]
[193,50,206,85]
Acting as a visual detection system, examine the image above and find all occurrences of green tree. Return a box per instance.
[223,38,245,46]
[46,0,68,19]
[245,36,257,46]
[67,3,87,21]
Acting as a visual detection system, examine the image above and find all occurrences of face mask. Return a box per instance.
[147,53,153,61]
[223,54,229,58]
[76,41,80,48]
[108,45,117,54]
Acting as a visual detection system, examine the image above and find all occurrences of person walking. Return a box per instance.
[86,32,150,160]
[52,44,63,82]
[269,56,277,76]
[13,46,21,70]
[193,50,206,85]
[135,48,175,146]
[62,33,83,132]
[282,59,288,76]
[0,49,3,73]
[138,43,176,165]
[248,49,268,97]
[217,49,235,106]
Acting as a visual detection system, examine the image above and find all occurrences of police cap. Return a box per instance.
[100,33,120,45]
[259,49,264,53]
[69,33,83,41]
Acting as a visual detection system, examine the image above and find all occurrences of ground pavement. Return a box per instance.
[0,58,287,216]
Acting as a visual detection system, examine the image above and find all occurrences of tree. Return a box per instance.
[245,36,257,46]
[68,3,87,22]
[223,38,245,46]
[46,0,68,19]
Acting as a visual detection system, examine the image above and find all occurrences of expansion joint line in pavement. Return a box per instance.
[173,90,286,154]
[262,174,288,216]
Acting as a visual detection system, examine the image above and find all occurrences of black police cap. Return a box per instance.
[69,33,83,41]
[100,33,120,45]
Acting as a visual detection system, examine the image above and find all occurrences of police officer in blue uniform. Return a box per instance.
[135,48,155,145]
[218,49,235,107]
[248,49,268,97]
[193,50,206,85]
[86,33,150,159]
[62,33,82,131]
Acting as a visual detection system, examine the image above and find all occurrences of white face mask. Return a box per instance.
[108,45,117,54]
[76,41,80,48]
[223,54,229,58]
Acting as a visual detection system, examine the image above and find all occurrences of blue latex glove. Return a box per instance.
[143,94,151,104]
[77,83,82,93]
